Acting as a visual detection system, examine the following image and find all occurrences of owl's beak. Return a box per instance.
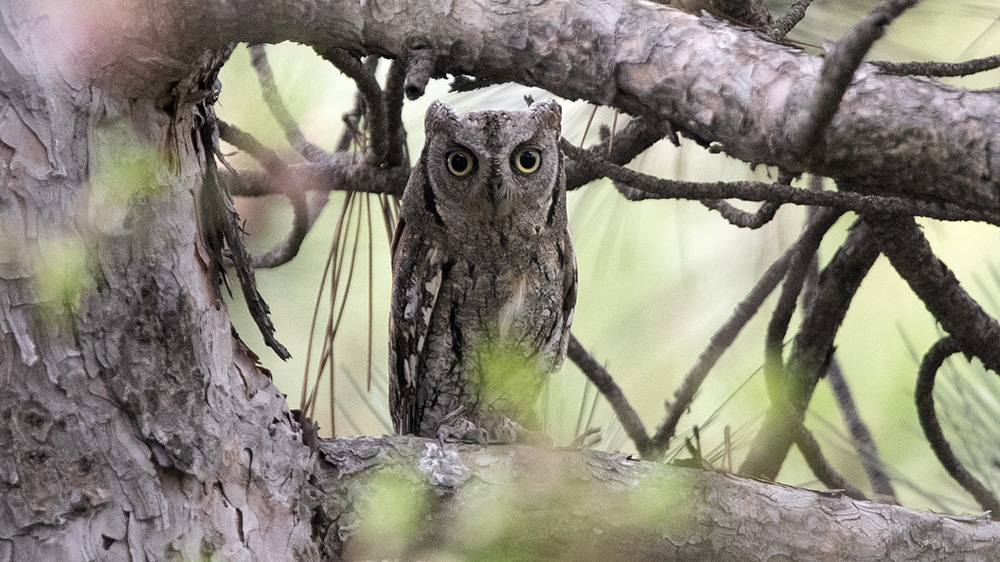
[485,174,502,213]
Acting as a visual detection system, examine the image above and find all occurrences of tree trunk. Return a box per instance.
[2,0,999,560]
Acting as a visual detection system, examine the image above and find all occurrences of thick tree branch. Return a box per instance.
[316,436,1000,561]
[79,0,1000,212]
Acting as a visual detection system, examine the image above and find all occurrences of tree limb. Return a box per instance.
[315,436,1000,561]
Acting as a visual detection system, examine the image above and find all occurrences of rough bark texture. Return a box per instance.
[317,436,1000,561]
[2,0,1000,560]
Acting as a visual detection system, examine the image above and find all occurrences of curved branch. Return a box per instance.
[916,337,1000,517]
[698,200,780,229]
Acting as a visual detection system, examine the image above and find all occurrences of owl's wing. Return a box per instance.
[389,217,445,435]
[557,229,578,358]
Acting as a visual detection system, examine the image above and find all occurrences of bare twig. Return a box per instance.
[767,0,814,41]
[322,49,389,165]
[249,45,327,163]
[741,220,880,479]
[867,216,1000,374]
[826,358,896,500]
[916,337,1000,518]
[795,426,868,500]
[763,209,842,386]
[872,54,1000,77]
[383,56,408,168]
[560,140,1000,226]
[217,121,315,268]
[565,118,667,191]
[649,208,843,454]
[698,200,781,229]
[793,0,921,154]
[567,334,653,457]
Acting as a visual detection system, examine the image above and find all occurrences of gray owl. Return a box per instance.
[389,100,577,442]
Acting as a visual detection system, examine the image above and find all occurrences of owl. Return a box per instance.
[389,100,577,442]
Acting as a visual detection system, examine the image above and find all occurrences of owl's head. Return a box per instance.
[421,100,564,228]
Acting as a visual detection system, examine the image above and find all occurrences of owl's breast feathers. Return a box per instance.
[389,211,576,436]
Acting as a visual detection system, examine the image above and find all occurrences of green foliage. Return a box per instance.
[474,337,547,422]
[89,118,167,228]
[34,236,91,316]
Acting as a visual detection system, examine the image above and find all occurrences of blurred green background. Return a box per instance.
[218,0,1000,514]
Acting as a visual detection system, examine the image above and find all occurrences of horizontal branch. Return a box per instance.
[78,0,1000,213]
[561,140,1000,226]
[222,155,409,198]
[316,436,1000,561]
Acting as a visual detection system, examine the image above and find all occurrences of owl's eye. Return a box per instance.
[513,148,541,174]
[446,150,475,177]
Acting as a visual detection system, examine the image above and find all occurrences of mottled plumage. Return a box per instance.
[389,100,576,441]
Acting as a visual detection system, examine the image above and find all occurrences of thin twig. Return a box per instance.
[762,209,843,419]
[560,140,1000,226]
[826,358,896,500]
[767,0,814,41]
[698,200,781,229]
[795,426,869,500]
[248,45,327,163]
[741,220,880,479]
[916,337,1000,518]
[565,118,667,191]
[649,208,842,454]
[792,0,921,154]
[217,121,315,268]
[323,49,389,165]
[872,54,1000,77]
[567,333,654,457]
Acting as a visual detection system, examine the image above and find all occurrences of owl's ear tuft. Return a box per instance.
[530,100,562,134]
[425,101,458,135]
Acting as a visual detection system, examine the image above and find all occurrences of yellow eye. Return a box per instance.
[513,148,541,174]
[446,150,475,177]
